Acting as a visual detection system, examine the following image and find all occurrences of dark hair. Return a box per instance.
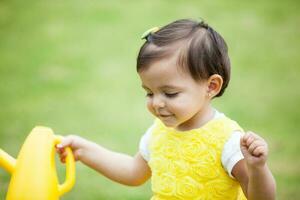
[136,19,231,97]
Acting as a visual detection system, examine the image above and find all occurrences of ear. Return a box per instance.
[207,74,223,98]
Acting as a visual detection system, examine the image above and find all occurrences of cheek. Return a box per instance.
[146,99,155,114]
[167,99,188,115]
[170,97,198,116]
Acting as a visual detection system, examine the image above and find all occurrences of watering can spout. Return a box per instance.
[0,148,16,174]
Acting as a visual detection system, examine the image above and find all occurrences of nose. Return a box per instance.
[151,95,165,110]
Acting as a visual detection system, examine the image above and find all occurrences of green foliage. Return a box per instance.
[0,0,299,199]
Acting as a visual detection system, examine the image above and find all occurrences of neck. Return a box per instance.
[176,105,215,131]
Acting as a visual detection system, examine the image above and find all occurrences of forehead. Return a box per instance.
[138,54,193,88]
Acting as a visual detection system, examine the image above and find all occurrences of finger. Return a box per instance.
[61,157,66,163]
[243,133,256,147]
[241,132,251,146]
[246,136,255,147]
[58,150,68,161]
[56,146,65,154]
[240,144,251,158]
[246,131,264,141]
[253,145,268,157]
[243,132,265,147]
[247,140,265,154]
[57,135,76,149]
[62,150,69,158]
[57,138,70,149]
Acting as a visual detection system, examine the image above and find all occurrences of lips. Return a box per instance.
[155,110,173,118]
[158,114,173,118]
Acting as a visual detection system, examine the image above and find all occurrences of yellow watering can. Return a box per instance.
[0,126,75,200]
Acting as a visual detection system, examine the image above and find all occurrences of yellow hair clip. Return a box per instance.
[141,27,160,40]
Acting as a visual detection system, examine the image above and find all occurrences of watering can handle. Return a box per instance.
[54,135,76,196]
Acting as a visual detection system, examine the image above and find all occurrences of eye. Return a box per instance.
[146,92,153,97]
[165,92,179,98]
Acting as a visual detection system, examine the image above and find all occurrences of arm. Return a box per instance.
[232,132,276,200]
[57,135,151,186]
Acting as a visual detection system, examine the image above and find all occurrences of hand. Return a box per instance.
[240,131,269,168]
[56,135,88,163]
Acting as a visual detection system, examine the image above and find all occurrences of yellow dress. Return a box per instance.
[148,117,247,200]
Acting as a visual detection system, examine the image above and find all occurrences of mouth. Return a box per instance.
[158,114,173,118]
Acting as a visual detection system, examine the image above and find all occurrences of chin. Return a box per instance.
[161,120,177,128]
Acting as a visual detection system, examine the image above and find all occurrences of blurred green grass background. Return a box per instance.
[0,0,299,199]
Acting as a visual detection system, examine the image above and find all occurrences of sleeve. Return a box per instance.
[221,131,244,179]
[139,124,155,162]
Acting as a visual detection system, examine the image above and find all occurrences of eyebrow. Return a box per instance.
[142,85,181,90]
[142,85,150,91]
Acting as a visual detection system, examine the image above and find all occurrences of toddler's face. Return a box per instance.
[138,54,211,131]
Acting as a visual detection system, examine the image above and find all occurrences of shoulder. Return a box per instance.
[214,109,244,132]
[139,121,158,161]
